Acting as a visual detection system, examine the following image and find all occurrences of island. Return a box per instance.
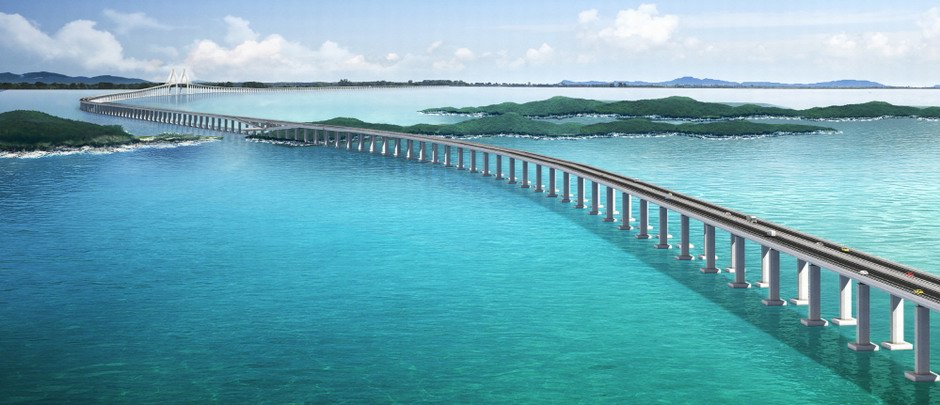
[246,112,833,140]
[0,110,220,156]
[423,96,940,120]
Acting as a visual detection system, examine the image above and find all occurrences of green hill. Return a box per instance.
[423,96,940,120]
[0,110,134,150]
[292,114,833,139]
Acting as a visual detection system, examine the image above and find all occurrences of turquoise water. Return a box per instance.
[3,90,940,403]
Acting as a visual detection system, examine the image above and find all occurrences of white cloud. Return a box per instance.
[102,9,169,34]
[454,47,475,61]
[920,7,940,38]
[524,43,554,63]
[866,32,910,58]
[0,12,162,73]
[223,15,259,46]
[578,9,598,24]
[595,4,679,50]
[426,40,444,53]
[185,22,391,81]
[386,52,400,61]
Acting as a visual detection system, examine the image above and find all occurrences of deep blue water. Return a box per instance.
[2,89,940,403]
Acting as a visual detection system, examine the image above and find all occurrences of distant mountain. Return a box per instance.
[0,71,152,85]
[560,76,891,89]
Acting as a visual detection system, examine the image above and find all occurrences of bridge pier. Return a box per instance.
[369,135,376,152]
[457,147,465,169]
[589,181,600,215]
[656,207,671,249]
[883,295,913,350]
[637,200,650,239]
[381,137,389,154]
[418,141,426,162]
[406,140,414,159]
[575,177,586,208]
[470,150,478,173]
[728,236,750,288]
[791,260,809,306]
[547,168,557,197]
[801,264,828,326]
[726,234,739,273]
[482,153,491,176]
[346,132,353,150]
[432,143,439,164]
[700,225,719,272]
[676,215,693,259]
[444,145,452,166]
[534,165,543,192]
[520,161,529,188]
[507,158,516,183]
[754,246,771,288]
[495,155,503,179]
[603,187,615,222]
[358,133,365,151]
[561,172,570,202]
[761,248,786,305]
[906,305,939,381]
[849,282,878,350]
[832,275,857,326]
[394,138,402,157]
[619,192,633,230]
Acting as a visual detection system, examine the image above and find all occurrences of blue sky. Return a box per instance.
[1,0,939,85]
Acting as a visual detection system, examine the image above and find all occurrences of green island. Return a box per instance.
[422,96,940,120]
[0,110,219,152]
[245,112,832,139]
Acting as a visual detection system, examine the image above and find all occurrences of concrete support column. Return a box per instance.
[905,306,939,381]
[482,153,491,176]
[520,161,529,188]
[346,133,353,150]
[470,150,478,173]
[676,215,693,259]
[726,234,739,273]
[444,146,452,167]
[656,207,671,249]
[755,246,771,288]
[431,143,439,164]
[561,172,571,202]
[394,138,402,157]
[603,187,615,222]
[507,158,516,184]
[832,275,857,326]
[882,295,913,350]
[534,165,543,192]
[729,236,750,288]
[848,283,878,350]
[495,155,503,179]
[547,168,558,197]
[619,192,633,230]
[406,140,414,159]
[357,134,364,151]
[589,181,600,214]
[637,200,650,239]
[573,177,586,208]
[418,142,426,162]
[761,248,785,305]
[457,147,465,170]
[790,260,809,306]
[369,135,376,153]
[800,264,828,326]
[382,137,389,155]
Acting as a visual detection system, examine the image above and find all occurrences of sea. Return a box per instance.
[2,88,940,404]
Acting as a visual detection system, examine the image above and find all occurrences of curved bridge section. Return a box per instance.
[80,85,940,382]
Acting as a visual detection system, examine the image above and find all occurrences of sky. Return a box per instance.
[1,0,939,86]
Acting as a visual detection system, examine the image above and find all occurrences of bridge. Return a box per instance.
[80,80,940,382]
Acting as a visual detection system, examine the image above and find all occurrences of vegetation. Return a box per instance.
[278,114,833,139]
[0,110,216,151]
[0,82,155,90]
[424,96,940,120]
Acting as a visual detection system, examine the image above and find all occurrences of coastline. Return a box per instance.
[0,137,220,159]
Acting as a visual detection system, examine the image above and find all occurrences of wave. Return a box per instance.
[0,138,220,159]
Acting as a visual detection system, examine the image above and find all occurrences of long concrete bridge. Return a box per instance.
[80,82,940,382]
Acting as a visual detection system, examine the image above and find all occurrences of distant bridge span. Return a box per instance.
[81,83,940,382]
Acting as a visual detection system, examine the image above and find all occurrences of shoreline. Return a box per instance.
[0,138,220,159]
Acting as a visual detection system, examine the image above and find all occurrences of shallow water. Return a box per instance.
[2,89,940,403]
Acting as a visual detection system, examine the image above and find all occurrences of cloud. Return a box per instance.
[454,47,475,61]
[223,15,258,46]
[595,4,679,50]
[502,43,555,69]
[920,7,940,38]
[102,9,169,34]
[578,9,599,24]
[0,12,162,73]
[426,40,444,53]
[386,52,400,61]
[432,47,475,71]
[185,19,391,81]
